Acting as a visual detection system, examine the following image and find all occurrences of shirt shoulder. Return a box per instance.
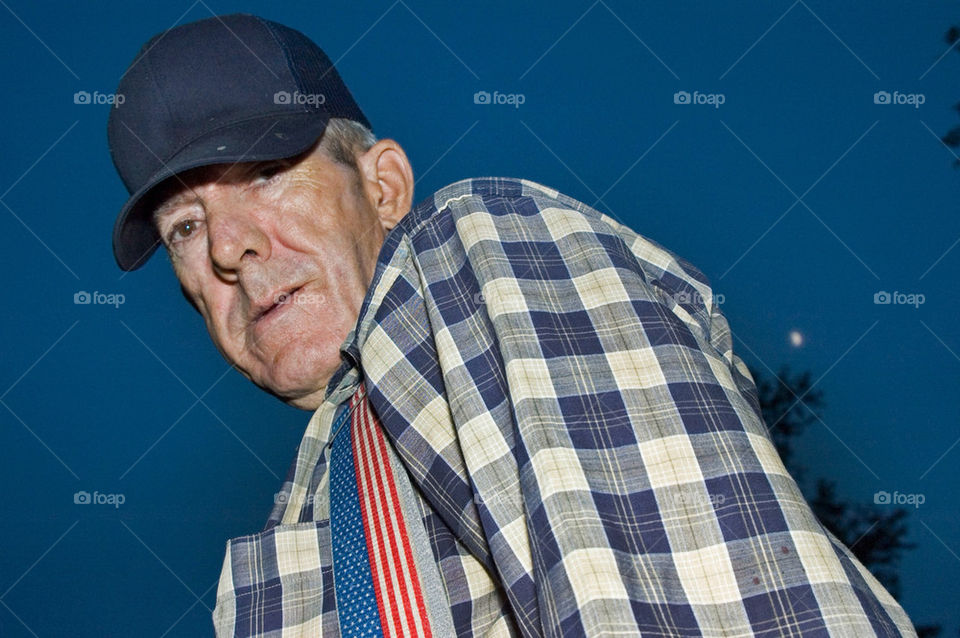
[392,177,720,333]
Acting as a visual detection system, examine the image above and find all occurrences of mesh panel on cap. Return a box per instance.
[257,17,372,130]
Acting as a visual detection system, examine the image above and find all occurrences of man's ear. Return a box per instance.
[356,139,414,230]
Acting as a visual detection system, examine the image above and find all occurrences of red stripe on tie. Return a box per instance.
[363,398,428,638]
[354,392,402,635]
[368,404,433,637]
[352,386,433,637]
[357,392,425,637]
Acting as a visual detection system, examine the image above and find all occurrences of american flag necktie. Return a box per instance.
[330,385,434,637]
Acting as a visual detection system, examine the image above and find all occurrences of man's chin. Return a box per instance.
[250,372,330,410]
[285,388,331,411]
[233,337,343,409]
[252,358,340,410]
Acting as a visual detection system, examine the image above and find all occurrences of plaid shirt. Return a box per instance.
[213,177,916,637]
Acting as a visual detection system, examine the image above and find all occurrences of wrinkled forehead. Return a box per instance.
[150,142,324,223]
[149,163,252,221]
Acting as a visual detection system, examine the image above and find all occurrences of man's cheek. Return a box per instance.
[205,321,234,364]
[202,303,243,361]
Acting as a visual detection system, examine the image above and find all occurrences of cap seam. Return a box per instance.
[254,16,307,95]
[144,37,187,156]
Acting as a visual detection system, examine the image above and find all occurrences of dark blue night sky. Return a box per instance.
[1,1,957,635]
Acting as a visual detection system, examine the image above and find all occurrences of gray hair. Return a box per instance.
[316,118,377,170]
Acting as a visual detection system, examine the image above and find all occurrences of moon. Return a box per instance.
[789,330,804,347]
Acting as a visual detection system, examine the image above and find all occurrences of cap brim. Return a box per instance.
[112,111,332,271]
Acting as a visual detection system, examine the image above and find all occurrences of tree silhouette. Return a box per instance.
[754,366,823,478]
[752,365,940,635]
[941,26,960,164]
[915,20,959,635]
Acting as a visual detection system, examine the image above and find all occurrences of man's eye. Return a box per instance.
[168,219,202,244]
[257,162,284,180]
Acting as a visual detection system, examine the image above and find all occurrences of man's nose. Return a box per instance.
[205,194,272,275]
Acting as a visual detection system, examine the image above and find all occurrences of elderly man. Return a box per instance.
[108,13,915,638]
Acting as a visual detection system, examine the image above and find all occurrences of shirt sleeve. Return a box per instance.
[478,201,916,637]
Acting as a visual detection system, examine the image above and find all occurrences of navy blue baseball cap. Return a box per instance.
[108,14,372,271]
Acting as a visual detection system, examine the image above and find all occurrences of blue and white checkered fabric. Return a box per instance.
[213,177,916,637]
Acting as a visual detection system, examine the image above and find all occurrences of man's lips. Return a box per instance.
[250,284,305,326]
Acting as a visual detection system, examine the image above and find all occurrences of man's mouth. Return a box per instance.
[251,284,305,326]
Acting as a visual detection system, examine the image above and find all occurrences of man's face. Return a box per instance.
[152,141,409,409]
